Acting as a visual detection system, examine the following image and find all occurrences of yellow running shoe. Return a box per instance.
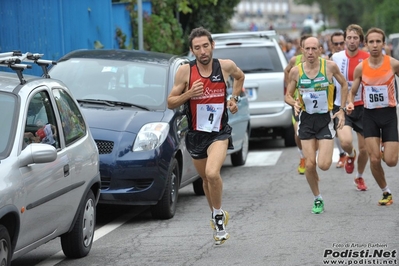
[298,158,306,175]
[378,192,393,206]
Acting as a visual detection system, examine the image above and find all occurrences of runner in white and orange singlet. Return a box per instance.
[332,24,370,191]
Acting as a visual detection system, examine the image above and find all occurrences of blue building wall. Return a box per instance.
[0,0,151,76]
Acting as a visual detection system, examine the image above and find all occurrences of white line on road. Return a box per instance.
[36,212,140,266]
[243,151,282,167]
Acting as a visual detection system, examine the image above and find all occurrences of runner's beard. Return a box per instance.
[198,51,213,65]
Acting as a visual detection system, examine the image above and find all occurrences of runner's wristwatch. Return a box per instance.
[228,95,240,103]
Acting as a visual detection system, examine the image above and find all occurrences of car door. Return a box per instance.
[171,61,198,186]
[16,88,72,251]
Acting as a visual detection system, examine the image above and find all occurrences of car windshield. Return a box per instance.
[212,46,284,73]
[49,58,168,110]
[0,92,17,158]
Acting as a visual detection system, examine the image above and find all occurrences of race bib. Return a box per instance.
[300,88,328,114]
[196,103,224,132]
[364,85,388,109]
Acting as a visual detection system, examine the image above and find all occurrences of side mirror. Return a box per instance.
[19,143,57,167]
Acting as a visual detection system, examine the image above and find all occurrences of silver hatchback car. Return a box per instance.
[210,31,295,147]
[0,52,101,264]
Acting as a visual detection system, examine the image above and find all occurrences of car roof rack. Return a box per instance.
[212,30,277,41]
[0,50,57,84]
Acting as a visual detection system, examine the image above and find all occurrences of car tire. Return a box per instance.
[193,177,205,196]
[231,130,249,166]
[284,124,296,147]
[151,158,180,219]
[61,190,96,258]
[0,225,11,266]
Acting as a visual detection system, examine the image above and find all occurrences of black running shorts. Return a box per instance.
[298,111,335,140]
[185,124,234,159]
[363,107,398,142]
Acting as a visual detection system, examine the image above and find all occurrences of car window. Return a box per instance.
[212,46,284,73]
[50,59,167,108]
[24,91,60,149]
[53,88,86,146]
[0,92,17,158]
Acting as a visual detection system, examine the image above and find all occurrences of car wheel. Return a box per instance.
[61,190,96,258]
[230,130,249,166]
[192,177,205,195]
[151,158,180,219]
[0,225,11,266]
[284,124,296,147]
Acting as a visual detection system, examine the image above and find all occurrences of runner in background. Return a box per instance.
[285,37,348,214]
[328,31,348,168]
[284,34,311,175]
[331,24,370,191]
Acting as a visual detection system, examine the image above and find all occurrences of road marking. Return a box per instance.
[243,151,282,167]
[36,211,143,266]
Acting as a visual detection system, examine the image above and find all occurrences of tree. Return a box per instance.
[295,0,399,36]
[364,0,399,36]
[125,0,240,54]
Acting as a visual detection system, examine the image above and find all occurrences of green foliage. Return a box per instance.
[176,0,218,14]
[367,0,399,36]
[142,0,183,54]
[294,0,399,36]
[123,0,239,55]
[180,0,240,53]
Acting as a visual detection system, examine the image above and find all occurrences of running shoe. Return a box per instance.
[210,210,229,230]
[311,198,324,214]
[354,177,367,191]
[345,149,356,174]
[298,158,306,175]
[336,153,347,168]
[211,210,230,245]
[378,192,393,206]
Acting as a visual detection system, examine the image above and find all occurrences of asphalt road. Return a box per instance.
[12,135,399,266]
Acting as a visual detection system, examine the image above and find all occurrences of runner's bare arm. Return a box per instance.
[390,56,399,76]
[168,64,197,109]
[284,56,296,86]
[285,66,300,114]
[328,61,347,125]
[345,63,362,114]
[220,59,245,98]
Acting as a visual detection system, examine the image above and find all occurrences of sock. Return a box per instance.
[382,186,391,194]
[298,148,304,158]
[356,172,363,178]
[335,137,345,154]
[314,194,322,200]
[348,148,355,157]
[213,207,223,217]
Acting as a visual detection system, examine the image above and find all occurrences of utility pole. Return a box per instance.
[138,0,143,50]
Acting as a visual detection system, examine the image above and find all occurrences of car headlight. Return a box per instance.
[132,122,169,151]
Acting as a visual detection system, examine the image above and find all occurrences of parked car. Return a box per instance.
[48,49,250,219]
[189,31,295,146]
[388,33,399,60]
[0,51,101,264]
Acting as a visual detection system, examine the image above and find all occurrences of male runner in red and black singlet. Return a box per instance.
[168,27,244,245]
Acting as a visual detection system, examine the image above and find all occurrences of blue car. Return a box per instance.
[49,49,250,219]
